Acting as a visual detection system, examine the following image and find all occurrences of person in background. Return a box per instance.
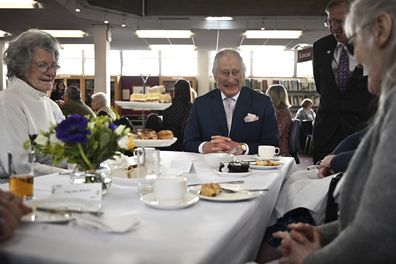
[266,84,292,156]
[50,80,66,107]
[61,86,96,118]
[311,0,376,164]
[275,0,396,262]
[91,92,116,121]
[295,98,316,122]
[183,48,278,155]
[145,113,163,132]
[0,190,32,243]
[0,29,64,174]
[162,79,192,151]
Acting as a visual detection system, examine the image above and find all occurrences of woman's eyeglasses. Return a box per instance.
[34,62,61,72]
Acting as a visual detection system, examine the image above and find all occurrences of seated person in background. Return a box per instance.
[183,48,278,155]
[145,113,163,132]
[0,29,65,174]
[295,98,316,122]
[91,92,116,121]
[61,86,96,118]
[0,190,32,243]
[50,80,65,107]
[162,79,192,151]
[266,84,292,156]
[274,1,396,262]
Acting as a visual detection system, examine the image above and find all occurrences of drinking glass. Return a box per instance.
[135,148,160,197]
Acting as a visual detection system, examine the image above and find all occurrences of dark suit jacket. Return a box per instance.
[312,35,376,159]
[183,87,279,154]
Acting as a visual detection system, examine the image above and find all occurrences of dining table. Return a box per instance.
[0,151,297,264]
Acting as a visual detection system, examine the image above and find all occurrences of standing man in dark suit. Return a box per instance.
[311,0,376,163]
[183,49,278,155]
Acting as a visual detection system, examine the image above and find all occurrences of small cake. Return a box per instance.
[145,93,160,102]
[130,93,146,102]
[159,93,172,103]
[141,129,158,139]
[227,161,250,173]
[158,130,174,139]
[200,183,221,197]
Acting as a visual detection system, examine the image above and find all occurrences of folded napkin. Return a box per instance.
[73,214,140,233]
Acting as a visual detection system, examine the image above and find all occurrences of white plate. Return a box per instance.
[26,198,102,213]
[140,192,199,209]
[215,170,252,177]
[250,163,283,170]
[115,101,171,110]
[135,137,177,147]
[198,189,264,202]
[22,210,75,223]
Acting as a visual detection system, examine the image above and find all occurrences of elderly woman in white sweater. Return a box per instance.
[274,0,396,263]
[0,29,64,174]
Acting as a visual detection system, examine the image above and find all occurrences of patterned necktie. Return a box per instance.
[224,97,235,134]
[337,47,349,93]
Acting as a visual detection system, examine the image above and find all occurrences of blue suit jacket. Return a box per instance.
[183,87,279,154]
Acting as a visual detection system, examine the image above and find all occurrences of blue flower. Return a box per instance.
[55,114,91,144]
[108,123,117,131]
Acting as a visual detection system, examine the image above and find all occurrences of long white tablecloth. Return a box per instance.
[0,152,297,264]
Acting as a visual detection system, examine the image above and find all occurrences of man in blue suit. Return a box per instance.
[183,49,278,155]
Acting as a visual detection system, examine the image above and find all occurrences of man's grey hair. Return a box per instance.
[3,29,60,80]
[211,48,246,76]
[92,92,107,107]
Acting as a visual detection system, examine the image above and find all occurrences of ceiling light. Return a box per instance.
[0,0,41,9]
[244,30,302,39]
[0,30,11,37]
[104,20,109,24]
[239,45,285,51]
[41,30,87,38]
[136,30,193,39]
[205,16,233,21]
[149,44,196,51]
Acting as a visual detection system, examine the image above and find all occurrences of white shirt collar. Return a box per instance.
[221,91,240,101]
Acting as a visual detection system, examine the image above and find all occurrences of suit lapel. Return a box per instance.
[210,89,228,135]
[230,87,251,137]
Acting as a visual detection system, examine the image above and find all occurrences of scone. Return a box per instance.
[158,130,174,139]
[141,129,158,139]
[200,183,221,197]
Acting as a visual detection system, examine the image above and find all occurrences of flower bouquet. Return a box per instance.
[28,114,134,192]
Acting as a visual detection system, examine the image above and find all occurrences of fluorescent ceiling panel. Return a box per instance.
[136,30,193,39]
[0,0,39,8]
[149,44,196,51]
[205,17,233,21]
[0,29,10,37]
[41,30,87,38]
[244,30,302,39]
[239,45,286,51]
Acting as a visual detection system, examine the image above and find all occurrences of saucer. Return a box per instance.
[140,192,199,209]
[215,170,252,177]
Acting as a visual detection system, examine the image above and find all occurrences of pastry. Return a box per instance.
[227,161,250,173]
[158,130,174,139]
[145,93,160,102]
[130,93,146,102]
[141,129,158,139]
[200,183,221,197]
[159,93,172,103]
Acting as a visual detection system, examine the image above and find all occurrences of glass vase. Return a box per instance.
[70,166,112,195]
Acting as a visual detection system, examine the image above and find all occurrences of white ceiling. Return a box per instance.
[0,0,330,50]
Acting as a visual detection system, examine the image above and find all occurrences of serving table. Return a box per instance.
[0,151,297,264]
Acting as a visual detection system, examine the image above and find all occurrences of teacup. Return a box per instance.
[154,176,187,202]
[258,145,280,159]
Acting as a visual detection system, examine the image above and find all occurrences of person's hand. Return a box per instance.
[202,135,231,153]
[0,190,32,243]
[318,154,335,178]
[56,100,65,107]
[274,223,321,264]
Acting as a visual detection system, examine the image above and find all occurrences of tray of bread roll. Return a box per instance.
[132,129,177,147]
[116,101,172,111]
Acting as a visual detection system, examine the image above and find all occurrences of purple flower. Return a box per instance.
[108,123,117,131]
[55,114,91,144]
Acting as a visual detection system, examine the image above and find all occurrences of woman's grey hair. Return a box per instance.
[345,0,396,116]
[3,29,60,80]
[92,92,107,107]
[212,48,246,76]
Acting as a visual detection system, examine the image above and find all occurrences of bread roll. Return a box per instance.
[200,183,221,197]
[158,130,174,139]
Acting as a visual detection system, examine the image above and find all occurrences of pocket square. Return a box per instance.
[244,113,259,123]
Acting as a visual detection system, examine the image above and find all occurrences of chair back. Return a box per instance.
[288,118,300,164]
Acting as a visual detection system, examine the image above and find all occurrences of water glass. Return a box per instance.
[136,148,161,197]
